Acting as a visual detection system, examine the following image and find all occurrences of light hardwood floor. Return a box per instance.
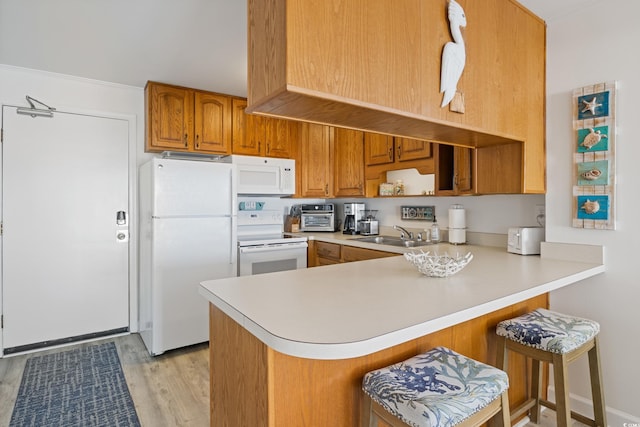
[0,334,210,427]
[0,334,587,427]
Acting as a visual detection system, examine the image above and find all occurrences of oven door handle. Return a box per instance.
[239,242,308,254]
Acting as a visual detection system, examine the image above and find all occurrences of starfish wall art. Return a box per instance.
[572,82,617,230]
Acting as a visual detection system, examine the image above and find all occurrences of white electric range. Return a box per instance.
[237,210,308,276]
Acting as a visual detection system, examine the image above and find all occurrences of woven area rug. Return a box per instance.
[10,341,141,427]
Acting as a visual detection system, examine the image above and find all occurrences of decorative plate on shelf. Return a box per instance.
[404,251,473,278]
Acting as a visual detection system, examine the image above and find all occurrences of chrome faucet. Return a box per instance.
[393,225,413,240]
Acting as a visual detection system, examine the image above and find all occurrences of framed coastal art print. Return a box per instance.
[572,82,616,229]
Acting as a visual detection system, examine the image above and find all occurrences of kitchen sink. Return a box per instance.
[353,235,432,248]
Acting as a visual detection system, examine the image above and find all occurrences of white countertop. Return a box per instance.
[199,236,605,360]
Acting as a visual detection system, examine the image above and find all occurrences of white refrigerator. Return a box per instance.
[139,157,237,355]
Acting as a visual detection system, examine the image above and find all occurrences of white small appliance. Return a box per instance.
[231,154,296,195]
[507,226,544,255]
[139,157,237,356]
[237,210,308,276]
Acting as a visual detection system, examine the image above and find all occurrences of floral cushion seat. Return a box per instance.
[362,346,509,427]
[496,308,600,354]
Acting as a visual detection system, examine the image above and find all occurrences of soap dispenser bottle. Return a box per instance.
[431,216,440,243]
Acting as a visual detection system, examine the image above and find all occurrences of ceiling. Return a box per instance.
[0,0,599,98]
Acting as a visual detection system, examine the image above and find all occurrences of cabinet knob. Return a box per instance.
[325,184,329,195]
[266,142,270,154]
[183,133,188,147]
[388,147,393,161]
[397,144,402,159]
[195,134,200,149]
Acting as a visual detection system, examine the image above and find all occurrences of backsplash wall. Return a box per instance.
[241,194,546,235]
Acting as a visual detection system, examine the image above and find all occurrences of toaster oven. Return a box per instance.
[299,204,336,232]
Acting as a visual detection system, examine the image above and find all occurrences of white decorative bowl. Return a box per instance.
[404,251,473,277]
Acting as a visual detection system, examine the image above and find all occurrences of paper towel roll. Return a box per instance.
[449,228,466,244]
[448,205,466,229]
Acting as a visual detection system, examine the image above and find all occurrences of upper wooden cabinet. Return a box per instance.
[364,133,435,196]
[146,83,193,151]
[365,134,394,166]
[364,134,432,167]
[435,144,475,196]
[396,138,432,162]
[145,81,231,155]
[233,100,296,158]
[231,98,249,154]
[333,128,365,197]
[247,0,545,193]
[193,91,232,153]
[298,123,333,198]
[296,124,366,198]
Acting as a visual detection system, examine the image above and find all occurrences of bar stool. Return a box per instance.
[362,346,511,427]
[496,308,606,427]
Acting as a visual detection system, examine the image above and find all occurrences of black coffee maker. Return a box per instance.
[343,202,365,234]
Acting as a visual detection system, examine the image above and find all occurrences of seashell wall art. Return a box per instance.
[572,82,617,229]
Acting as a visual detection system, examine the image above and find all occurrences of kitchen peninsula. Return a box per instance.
[199,241,604,426]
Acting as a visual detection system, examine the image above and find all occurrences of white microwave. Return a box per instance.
[231,155,296,195]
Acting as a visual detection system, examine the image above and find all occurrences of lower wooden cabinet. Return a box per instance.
[308,240,397,267]
[341,245,397,263]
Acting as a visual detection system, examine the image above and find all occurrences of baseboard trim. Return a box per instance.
[547,387,640,426]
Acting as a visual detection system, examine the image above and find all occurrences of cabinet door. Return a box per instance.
[364,133,394,166]
[341,245,397,263]
[436,145,474,195]
[333,128,365,197]
[231,98,250,154]
[235,113,264,156]
[300,123,332,197]
[194,92,231,154]
[146,83,193,151]
[265,117,294,158]
[396,137,431,162]
[454,147,474,194]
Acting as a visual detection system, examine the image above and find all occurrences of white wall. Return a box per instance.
[0,64,148,165]
[357,194,544,235]
[546,1,640,421]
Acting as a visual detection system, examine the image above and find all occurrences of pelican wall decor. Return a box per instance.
[440,0,467,112]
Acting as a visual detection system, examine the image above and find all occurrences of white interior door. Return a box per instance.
[1,106,130,353]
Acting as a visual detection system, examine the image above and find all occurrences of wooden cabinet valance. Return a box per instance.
[247,0,545,194]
